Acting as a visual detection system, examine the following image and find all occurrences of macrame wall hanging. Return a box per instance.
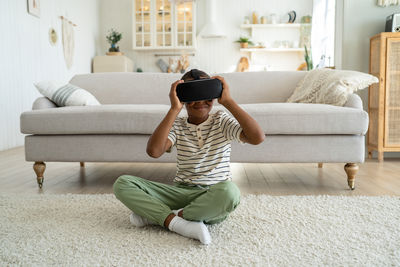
[377,0,400,6]
[60,16,77,69]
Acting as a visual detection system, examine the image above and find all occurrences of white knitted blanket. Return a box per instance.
[287,68,378,106]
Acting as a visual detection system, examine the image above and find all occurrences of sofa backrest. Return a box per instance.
[69,71,306,104]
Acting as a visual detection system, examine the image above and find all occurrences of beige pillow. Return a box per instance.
[287,68,379,106]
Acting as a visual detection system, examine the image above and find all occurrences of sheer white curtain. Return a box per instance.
[311,0,336,68]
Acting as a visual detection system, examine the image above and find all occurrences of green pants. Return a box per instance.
[113,175,241,227]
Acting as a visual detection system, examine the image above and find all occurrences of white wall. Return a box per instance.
[342,0,400,73]
[341,0,400,157]
[342,0,399,110]
[99,0,313,73]
[0,0,100,151]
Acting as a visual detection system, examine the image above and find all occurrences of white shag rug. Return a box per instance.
[1,194,399,266]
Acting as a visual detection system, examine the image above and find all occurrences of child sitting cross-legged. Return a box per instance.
[113,69,265,245]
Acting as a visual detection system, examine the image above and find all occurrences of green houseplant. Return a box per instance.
[106,28,122,52]
[235,36,254,48]
[304,45,313,70]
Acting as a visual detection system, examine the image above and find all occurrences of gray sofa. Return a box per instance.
[20,71,369,189]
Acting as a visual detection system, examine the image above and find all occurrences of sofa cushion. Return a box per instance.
[240,103,368,135]
[21,105,173,135]
[286,68,378,106]
[34,81,101,106]
[20,103,368,135]
[69,71,307,105]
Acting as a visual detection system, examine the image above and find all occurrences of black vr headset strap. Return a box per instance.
[190,69,201,80]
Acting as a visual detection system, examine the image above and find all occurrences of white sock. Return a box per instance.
[172,208,183,216]
[168,216,211,245]
[129,212,157,227]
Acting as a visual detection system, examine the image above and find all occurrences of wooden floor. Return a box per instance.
[1,146,400,196]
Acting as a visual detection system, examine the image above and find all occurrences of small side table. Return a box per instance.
[93,55,133,73]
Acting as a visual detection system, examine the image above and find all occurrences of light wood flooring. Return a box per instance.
[1,146,400,196]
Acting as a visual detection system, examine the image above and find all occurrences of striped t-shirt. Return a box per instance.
[167,110,244,186]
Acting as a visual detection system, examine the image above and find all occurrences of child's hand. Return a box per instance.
[170,80,184,111]
[212,76,234,106]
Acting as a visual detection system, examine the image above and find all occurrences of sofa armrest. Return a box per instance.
[32,97,57,110]
[344,93,363,109]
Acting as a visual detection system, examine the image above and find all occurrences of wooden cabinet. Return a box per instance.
[133,0,196,50]
[368,32,400,161]
[93,56,133,73]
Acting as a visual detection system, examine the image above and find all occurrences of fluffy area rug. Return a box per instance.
[1,193,399,266]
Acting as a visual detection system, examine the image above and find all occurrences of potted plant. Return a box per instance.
[304,45,313,70]
[106,28,123,55]
[235,36,254,48]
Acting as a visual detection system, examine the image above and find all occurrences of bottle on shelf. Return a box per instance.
[252,12,258,24]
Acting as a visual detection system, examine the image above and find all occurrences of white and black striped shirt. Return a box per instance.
[167,110,244,186]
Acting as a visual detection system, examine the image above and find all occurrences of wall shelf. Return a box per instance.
[240,23,311,29]
[241,23,311,36]
[240,48,304,52]
[240,48,304,60]
[239,23,310,69]
[133,47,196,51]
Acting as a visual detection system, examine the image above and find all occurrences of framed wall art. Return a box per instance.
[27,0,40,18]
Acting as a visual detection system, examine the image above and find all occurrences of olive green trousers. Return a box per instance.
[113,175,241,227]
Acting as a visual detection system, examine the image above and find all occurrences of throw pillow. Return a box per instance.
[34,80,100,107]
[286,68,379,106]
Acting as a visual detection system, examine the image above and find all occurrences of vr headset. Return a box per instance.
[176,69,223,103]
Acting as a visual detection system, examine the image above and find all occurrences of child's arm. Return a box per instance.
[212,76,265,145]
[146,80,184,158]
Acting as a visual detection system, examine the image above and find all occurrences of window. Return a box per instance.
[311,0,335,68]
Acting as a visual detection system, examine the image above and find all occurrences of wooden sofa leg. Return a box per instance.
[80,162,85,167]
[344,163,358,190]
[33,162,46,189]
[318,163,323,168]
